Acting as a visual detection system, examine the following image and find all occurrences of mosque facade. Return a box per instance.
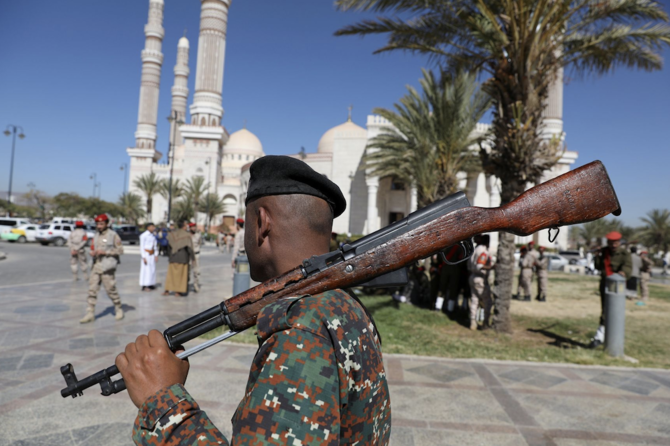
[127,0,577,251]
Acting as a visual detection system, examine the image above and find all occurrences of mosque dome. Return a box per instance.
[178,36,189,48]
[317,119,366,154]
[224,128,264,157]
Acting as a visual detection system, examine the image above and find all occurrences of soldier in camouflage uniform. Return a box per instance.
[68,220,89,282]
[117,156,392,445]
[80,214,124,324]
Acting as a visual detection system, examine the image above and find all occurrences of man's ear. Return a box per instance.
[256,205,272,245]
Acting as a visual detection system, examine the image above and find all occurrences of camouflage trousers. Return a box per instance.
[640,271,650,300]
[536,270,548,297]
[190,253,200,287]
[71,251,88,279]
[469,275,492,323]
[517,268,533,296]
[87,269,121,308]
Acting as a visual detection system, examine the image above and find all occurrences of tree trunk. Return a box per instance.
[492,180,526,334]
[147,198,153,218]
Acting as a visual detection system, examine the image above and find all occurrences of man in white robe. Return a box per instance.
[140,223,158,291]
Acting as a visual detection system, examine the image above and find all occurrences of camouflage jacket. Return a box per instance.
[132,289,392,445]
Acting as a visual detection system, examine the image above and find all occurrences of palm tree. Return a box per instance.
[184,176,209,224]
[336,0,670,333]
[133,172,162,219]
[366,69,490,207]
[118,192,145,225]
[577,218,621,247]
[172,196,195,223]
[639,209,670,253]
[199,192,227,233]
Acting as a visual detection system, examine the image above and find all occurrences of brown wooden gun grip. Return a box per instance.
[496,160,621,236]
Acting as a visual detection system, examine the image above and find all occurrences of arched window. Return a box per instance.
[140,141,144,148]
[192,117,196,124]
[211,117,217,126]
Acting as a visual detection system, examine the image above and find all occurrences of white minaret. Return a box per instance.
[170,36,190,150]
[134,0,165,150]
[542,65,564,143]
[189,0,231,127]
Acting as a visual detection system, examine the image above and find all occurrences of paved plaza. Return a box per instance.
[1,242,670,445]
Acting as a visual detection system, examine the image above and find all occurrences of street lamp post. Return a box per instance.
[166,110,184,223]
[89,173,97,198]
[3,125,26,205]
[120,163,128,195]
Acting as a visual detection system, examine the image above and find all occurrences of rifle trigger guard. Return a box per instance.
[548,227,560,243]
[440,239,474,265]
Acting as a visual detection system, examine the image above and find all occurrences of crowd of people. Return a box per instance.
[67,214,241,323]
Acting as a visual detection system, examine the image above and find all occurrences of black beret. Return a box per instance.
[246,155,346,218]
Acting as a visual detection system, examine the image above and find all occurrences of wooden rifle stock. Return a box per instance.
[60,160,620,399]
[223,160,620,331]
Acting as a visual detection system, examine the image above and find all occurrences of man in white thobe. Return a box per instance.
[140,223,158,291]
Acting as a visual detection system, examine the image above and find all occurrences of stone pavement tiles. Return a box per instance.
[2,254,670,445]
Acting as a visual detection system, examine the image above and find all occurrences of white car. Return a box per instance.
[0,223,39,243]
[547,254,569,271]
[35,223,74,247]
[0,217,31,236]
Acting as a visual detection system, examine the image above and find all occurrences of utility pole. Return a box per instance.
[3,125,25,205]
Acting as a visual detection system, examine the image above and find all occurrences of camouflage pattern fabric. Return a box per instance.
[132,289,392,445]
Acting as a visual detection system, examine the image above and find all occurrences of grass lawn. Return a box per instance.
[204,272,670,369]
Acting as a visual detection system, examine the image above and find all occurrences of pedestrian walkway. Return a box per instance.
[0,252,669,445]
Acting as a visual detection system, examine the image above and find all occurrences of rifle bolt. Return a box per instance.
[345,265,354,273]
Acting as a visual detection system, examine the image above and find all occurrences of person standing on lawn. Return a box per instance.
[627,246,641,299]
[590,231,632,348]
[639,250,653,303]
[468,234,494,330]
[535,246,549,302]
[515,246,533,302]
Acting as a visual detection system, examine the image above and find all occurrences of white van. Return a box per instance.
[0,217,31,235]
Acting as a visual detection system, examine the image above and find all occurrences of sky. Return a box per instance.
[0,0,668,227]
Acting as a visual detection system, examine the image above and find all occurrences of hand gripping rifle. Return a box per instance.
[60,160,621,398]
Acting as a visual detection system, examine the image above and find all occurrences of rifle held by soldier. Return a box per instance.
[61,159,620,399]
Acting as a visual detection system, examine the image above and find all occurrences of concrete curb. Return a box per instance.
[0,251,6,260]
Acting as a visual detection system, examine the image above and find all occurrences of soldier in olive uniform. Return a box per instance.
[515,246,534,301]
[68,220,89,282]
[535,246,549,302]
[80,214,124,324]
[188,223,202,292]
[590,231,632,348]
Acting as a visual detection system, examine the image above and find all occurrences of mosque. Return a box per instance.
[126,0,577,251]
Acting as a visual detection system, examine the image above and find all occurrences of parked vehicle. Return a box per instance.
[547,254,569,271]
[0,224,40,243]
[0,218,31,236]
[558,250,587,265]
[114,225,140,244]
[35,223,74,247]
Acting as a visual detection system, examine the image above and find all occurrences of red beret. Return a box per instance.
[606,231,622,241]
[94,214,109,222]
[520,246,528,252]
[641,251,648,254]
[188,222,196,227]
[236,218,244,224]
[75,220,84,227]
